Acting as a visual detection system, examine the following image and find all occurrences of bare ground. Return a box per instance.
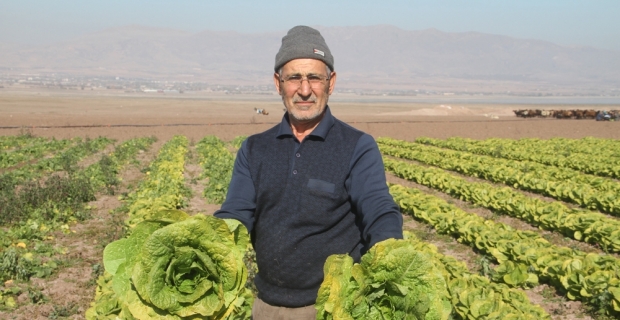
[0,91,618,142]
[183,144,221,216]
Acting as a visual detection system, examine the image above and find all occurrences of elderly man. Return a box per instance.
[214,25,403,319]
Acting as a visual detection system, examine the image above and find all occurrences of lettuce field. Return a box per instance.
[2,132,620,320]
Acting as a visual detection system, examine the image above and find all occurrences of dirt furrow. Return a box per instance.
[0,138,163,319]
[182,143,221,216]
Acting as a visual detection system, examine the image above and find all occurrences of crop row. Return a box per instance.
[0,136,155,250]
[438,136,620,159]
[384,157,620,253]
[415,136,620,179]
[390,184,620,315]
[0,137,156,310]
[378,138,620,217]
[542,137,620,159]
[403,231,550,319]
[0,137,75,169]
[421,136,620,160]
[229,136,247,150]
[80,136,158,194]
[87,136,254,319]
[88,135,190,318]
[380,137,620,195]
[0,137,115,225]
[123,135,190,228]
[0,137,114,192]
[196,136,235,204]
[0,133,44,151]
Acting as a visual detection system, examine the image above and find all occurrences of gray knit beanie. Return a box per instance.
[274,26,334,72]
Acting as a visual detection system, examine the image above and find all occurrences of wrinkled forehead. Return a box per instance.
[279,58,329,75]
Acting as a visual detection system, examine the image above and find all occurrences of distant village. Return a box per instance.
[0,73,618,98]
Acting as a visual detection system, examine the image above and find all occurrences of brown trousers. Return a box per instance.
[251,297,317,320]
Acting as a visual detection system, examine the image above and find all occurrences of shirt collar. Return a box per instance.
[276,106,335,140]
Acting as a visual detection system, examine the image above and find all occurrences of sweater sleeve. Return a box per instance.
[347,134,403,252]
[213,139,256,233]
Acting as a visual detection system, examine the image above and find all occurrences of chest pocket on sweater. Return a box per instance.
[297,178,347,226]
[307,178,335,194]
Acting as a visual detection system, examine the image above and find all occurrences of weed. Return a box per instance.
[491,145,504,158]
[0,174,95,225]
[445,241,467,254]
[88,263,104,287]
[475,255,493,277]
[27,286,46,304]
[96,212,127,248]
[57,152,79,174]
[585,291,616,319]
[403,225,430,241]
[0,247,31,281]
[540,286,561,302]
[417,225,438,241]
[95,154,122,195]
[0,247,57,281]
[186,149,195,162]
[541,233,554,242]
[0,286,21,310]
[17,128,35,139]
[243,248,258,297]
[48,302,79,319]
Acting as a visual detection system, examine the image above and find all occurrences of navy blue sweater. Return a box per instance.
[214,107,403,307]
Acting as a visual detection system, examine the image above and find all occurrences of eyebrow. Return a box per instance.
[285,72,325,77]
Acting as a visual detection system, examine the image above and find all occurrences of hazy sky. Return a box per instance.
[1,0,619,51]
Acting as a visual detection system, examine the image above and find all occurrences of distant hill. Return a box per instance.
[1,25,619,92]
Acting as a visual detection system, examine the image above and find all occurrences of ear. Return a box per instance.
[327,71,337,95]
[274,72,282,94]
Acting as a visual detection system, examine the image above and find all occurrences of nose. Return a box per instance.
[297,78,313,97]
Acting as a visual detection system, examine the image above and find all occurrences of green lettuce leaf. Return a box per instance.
[131,214,249,318]
[97,211,251,319]
[317,238,452,320]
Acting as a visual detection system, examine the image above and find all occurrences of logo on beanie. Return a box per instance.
[313,49,325,56]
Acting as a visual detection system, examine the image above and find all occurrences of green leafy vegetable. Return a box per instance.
[98,210,252,319]
[317,238,452,320]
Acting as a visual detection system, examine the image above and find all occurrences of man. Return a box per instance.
[214,25,403,319]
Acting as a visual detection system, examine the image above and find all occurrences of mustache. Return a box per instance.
[292,95,317,103]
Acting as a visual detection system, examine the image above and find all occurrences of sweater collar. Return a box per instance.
[276,106,335,141]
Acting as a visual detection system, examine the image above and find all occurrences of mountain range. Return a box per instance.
[2,25,619,92]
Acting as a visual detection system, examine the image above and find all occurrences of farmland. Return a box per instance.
[1,89,620,319]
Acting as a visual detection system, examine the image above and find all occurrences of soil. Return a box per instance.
[1,89,618,319]
[1,90,618,142]
[183,145,221,216]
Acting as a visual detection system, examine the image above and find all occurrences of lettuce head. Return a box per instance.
[100,211,251,319]
[316,238,452,320]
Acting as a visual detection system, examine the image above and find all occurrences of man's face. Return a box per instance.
[274,59,336,123]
